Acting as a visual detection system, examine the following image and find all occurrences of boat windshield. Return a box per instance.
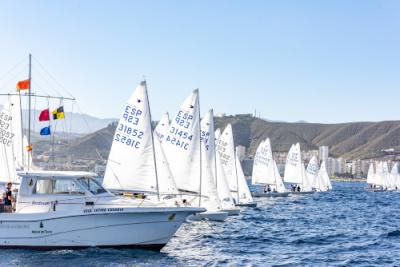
[77,177,107,195]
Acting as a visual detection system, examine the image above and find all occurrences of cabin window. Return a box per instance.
[77,177,107,195]
[33,178,86,195]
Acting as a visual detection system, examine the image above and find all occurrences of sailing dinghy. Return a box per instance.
[216,124,256,207]
[283,143,314,194]
[251,138,289,197]
[163,90,228,221]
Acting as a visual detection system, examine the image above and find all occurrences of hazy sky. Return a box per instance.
[0,0,399,123]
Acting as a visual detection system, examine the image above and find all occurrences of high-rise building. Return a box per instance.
[319,146,329,163]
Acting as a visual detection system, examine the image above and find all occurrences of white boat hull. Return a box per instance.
[0,208,201,250]
[223,208,240,216]
[236,201,257,207]
[187,211,228,222]
[252,192,290,197]
[290,191,315,195]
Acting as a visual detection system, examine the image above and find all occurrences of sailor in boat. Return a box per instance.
[297,185,301,192]
[2,182,14,213]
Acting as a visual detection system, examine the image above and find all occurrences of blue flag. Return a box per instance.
[40,126,51,136]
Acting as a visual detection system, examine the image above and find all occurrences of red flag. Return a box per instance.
[39,109,50,121]
[16,79,30,90]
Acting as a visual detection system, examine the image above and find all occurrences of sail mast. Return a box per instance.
[144,80,160,201]
[27,53,32,170]
[233,145,240,204]
[197,89,202,207]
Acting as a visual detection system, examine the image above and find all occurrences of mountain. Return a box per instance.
[0,104,116,134]
[45,114,400,162]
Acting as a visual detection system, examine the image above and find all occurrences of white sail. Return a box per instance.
[215,128,221,139]
[316,161,330,191]
[103,81,158,192]
[199,109,223,211]
[284,143,303,184]
[273,160,287,192]
[391,162,400,189]
[215,152,236,210]
[252,138,286,192]
[154,112,170,143]
[306,156,319,190]
[199,140,223,212]
[153,134,179,196]
[216,124,238,192]
[252,139,270,184]
[163,90,201,193]
[0,100,18,183]
[201,109,217,179]
[366,163,375,185]
[235,150,254,204]
[374,161,384,187]
[382,161,391,188]
[8,95,25,170]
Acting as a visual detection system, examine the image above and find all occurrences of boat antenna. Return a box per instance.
[144,80,160,201]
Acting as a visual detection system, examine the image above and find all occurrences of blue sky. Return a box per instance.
[0,0,399,123]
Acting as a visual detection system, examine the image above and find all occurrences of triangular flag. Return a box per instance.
[39,109,50,121]
[40,126,51,136]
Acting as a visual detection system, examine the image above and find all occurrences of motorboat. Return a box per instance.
[0,171,204,250]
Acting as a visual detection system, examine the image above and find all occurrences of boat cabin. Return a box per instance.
[15,171,110,213]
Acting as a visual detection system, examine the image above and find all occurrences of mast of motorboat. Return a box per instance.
[27,53,32,170]
[144,80,160,201]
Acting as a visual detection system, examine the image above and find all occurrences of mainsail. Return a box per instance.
[305,156,319,190]
[216,124,238,193]
[284,143,303,185]
[103,81,158,193]
[154,112,170,143]
[252,138,286,192]
[0,100,18,183]
[163,90,201,193]
[235,149,254,204]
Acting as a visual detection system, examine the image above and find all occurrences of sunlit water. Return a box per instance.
[1,182,400,267]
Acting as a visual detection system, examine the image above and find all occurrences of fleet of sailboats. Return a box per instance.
[0,55,397,251]
[367,161,399,191]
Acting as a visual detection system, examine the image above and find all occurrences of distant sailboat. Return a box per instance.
[391,162,399,190]
[216,124,256,207]
[201,112,239,216]
[305,156,319,191]
[316,161,332,191]
[252,138,289,197]
[283,143,314,194]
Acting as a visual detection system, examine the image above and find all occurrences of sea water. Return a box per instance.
[1,182,400,266]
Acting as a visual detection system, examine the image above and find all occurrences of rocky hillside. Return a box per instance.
[46,115,400,161]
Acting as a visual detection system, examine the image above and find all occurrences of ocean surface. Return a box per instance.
[2,181,400,267]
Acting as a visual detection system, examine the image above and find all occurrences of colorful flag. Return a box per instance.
[39,108,50,121]
[25,144,33,151]
[16,79,30,90]
[40,126,51,136]
[52,106,65,120]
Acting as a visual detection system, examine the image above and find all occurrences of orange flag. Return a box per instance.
[16,79,30,90]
